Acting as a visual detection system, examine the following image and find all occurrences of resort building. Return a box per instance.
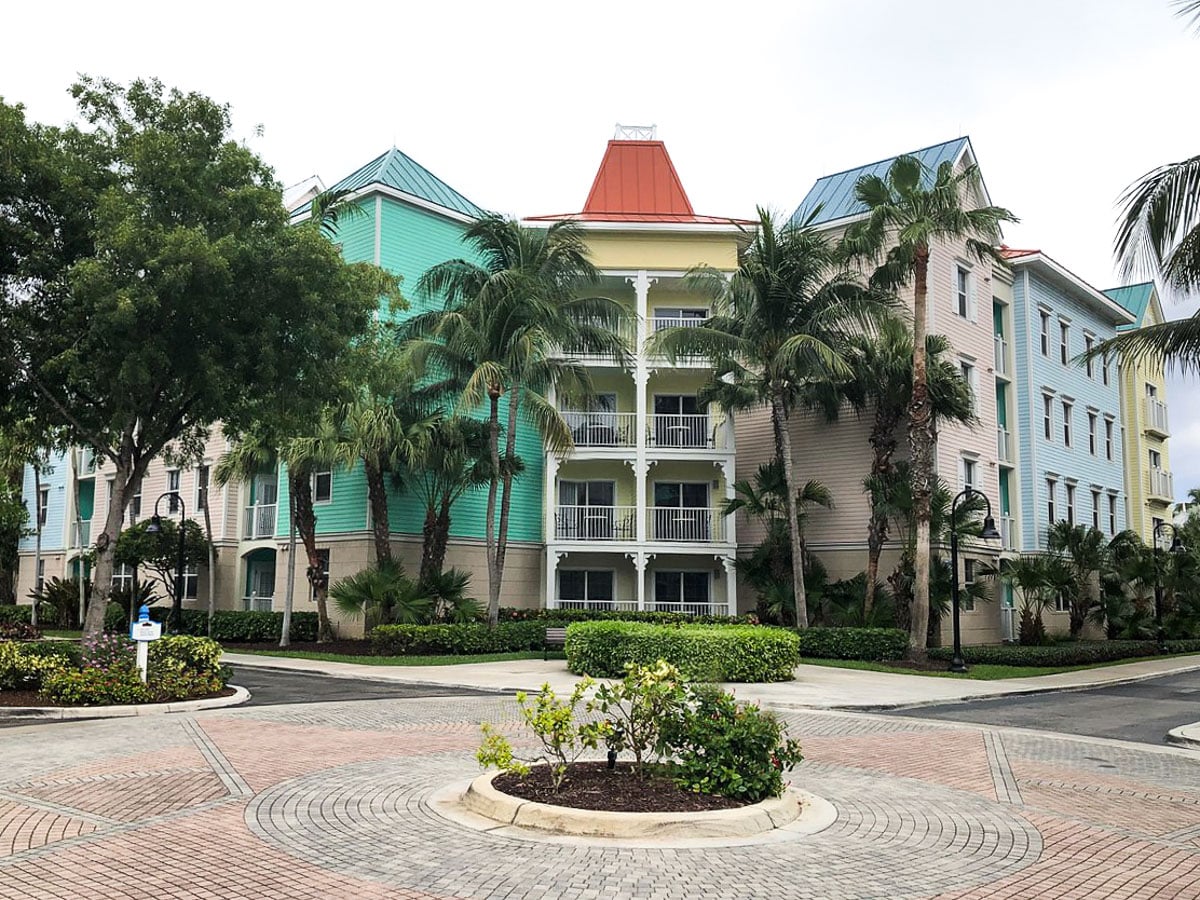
[1104,282,1175,544]
[525,126,752,615]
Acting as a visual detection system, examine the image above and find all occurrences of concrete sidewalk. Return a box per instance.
[1168,721,1200,749]
[222,651,1200,710]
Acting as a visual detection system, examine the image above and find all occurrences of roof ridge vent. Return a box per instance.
[614,123,657,141]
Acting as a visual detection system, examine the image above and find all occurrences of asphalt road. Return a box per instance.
[881,668,1200,746]
[229,666,494,706]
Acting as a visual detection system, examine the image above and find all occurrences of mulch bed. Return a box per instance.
[225,640,374,656]
[0,686,236,708]
[493,762,746,813]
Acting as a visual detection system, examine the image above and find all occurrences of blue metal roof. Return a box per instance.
[1103,282,1155,327]
[791,137,972,227]
[293,147,485,221]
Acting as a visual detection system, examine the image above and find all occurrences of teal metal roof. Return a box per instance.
[293,147,485,220]
[791,137,972,227]
[1103,282,1155,326]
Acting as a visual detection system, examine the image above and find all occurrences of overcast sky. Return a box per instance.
[5,0,1199,500]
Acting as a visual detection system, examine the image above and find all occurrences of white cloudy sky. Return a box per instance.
[5,0,1199,497]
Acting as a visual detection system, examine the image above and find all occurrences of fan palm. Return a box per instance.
[651,208,890,627]
[1046,521,1108,638]
[409,215,630,625]
[842,155,1016,655]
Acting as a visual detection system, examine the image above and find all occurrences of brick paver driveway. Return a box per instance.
[0,693,1197,899]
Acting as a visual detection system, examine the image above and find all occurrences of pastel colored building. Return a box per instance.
[1103,282,1175,543]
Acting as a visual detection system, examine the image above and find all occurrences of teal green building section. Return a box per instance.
[277,461,370,536]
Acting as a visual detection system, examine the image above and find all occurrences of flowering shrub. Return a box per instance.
[0,641,69,690]
[40,666,149,706]
[591,660,686,776]
[82,633,138,670]
[0,622,40,641]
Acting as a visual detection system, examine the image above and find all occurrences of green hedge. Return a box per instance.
[499,607,754,625]
[103,604,319,643]
[565,622,799,682]
[797,627,910,661]
[0,606,32,625]
[370,621,547,656]
[927,639,1200,668]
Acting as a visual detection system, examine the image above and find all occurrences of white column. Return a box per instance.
[635,552,647,611]
[720,459,736,547]
[631,270,651,545]
[722,556,737,616]
[544,452,559,610]
[545,550,559,610]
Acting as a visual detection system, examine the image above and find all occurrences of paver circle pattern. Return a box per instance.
[245,754,1041,899]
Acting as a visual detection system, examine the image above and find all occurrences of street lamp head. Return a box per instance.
[146,515,163,535]
[979,514,1001,542]
[1170,534,1186,554]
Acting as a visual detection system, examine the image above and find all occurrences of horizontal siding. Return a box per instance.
[277,460,368,536]
[18,451,69,552]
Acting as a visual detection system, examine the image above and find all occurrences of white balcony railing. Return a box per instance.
[651,315,705,332]
[996,428,1013,463]
[243,504,277,540]
[242,595,273,612]
[1144,397,1169,436]
[554,598,640,612]
[561,318,636,360]
[554,505,636,542]
[1148,468,1174,501]
[561,411,637,448]
[648,414,717,449]
[651,508,725,543]
[71,520,91,549]
[1000,516,1016,551]
[650,601,729,617]
[994,335,1009,377]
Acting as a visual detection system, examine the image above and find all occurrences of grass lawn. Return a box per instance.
[229,649,565,666]
[42,629,83,639]
[800,653,1200,681]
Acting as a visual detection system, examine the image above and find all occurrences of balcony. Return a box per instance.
[650,508,726,543]
[994,335,1010,378]
[1144,397,1169,437]
[555,598,640,613]
[1148,468,1174,502]
[71,520,91,549]
[554,505,636,542]
[648,414,723,450]
[562,411,636,448]
[560,318,636,363]
[1000,516,1016,551]
[996,428,1014,464]
[243,504,278,540]
[650,601,729,616]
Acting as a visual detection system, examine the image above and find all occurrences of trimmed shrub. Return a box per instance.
[40,665,149,706]
[370,621,547,656]
[565,622,799,682]
[927,639,1200,668]
[0,606,33,625]
[0,621,39,640]
[797,627,911,661]
[0,641,70,691]
[104,606,319,643]
[499,607,756,626]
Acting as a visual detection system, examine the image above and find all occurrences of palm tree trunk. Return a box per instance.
[31,464,41,629]
[281,489,296,648]
[494,385,521,619]
[201,495,215,638]
[772,391,808,628]
[864,410,900,618]
[484,392,502,627]
[908,245,934,658]
[364,457,391,565]
[292,473,332,642]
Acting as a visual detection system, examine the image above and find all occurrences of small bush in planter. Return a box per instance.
[592,660,686,777]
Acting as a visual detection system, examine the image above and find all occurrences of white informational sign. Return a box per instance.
[129,606,162,683]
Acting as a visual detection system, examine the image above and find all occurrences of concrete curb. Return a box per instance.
[1166,722,1200,750]
[0,684,250,720]
[223,657,511,694]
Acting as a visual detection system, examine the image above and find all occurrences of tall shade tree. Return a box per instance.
[0,79,389,637]
[651,209,890,627]
[842,156,1016,655]
[842,318,975,615]
[408,215,630,626]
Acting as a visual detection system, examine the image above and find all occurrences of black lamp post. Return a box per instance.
[1152,521,1185,654]
[949,487,1002,674]
[146,491,187,634]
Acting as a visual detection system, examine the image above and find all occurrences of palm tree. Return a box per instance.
[843,317,975,615]
[409,215,630,625]
[843,155,1016,655]
[651,208,890,627]
[1046,522,1108,638]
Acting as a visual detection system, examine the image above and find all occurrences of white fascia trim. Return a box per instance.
[1007,254,1136,324]
[349,184,479,224]
[521,219,752,236]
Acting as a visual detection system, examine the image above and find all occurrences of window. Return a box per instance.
[653,395,707,448]
[959,360,976,411]
[1059,321,1070,365]
[960,456,978,490]
[1039,311,1050,356]
[1092,490,1101,530]
[312,469,332,504]
[653,571,710,609]
[1046,479,1057,525]
[1061,401,1072,447]
[558,481,620,540]
[1043,394,1053,440]
[1108,495,1118,534]
[167,469,181,513]
[1152,516,1165,540]
[36,487,49,529]
[955,266,970,318]
[1054,590,1070,613]
[1065,484,1076,526]
[309,549,330,602]
[182,564,198,600]
[961,559,977,611]
[1084,334,1094,377]
[1149,448,1162,470]
[1088,413,1097,455]
[1147,383,1157,399]
[35,559,45,593]
[1104,418,1114,460]
[1102,353,1110,386]
[559,570,614,608]
[112,563,134,593]
[195,464,210,511]
[130,485,142,525]
[653,482,711,541]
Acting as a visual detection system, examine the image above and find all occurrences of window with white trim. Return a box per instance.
[1092,490,1101,531]
[960,456,978,490]
[955,266,970,319]
[1046,478,1057,525]
[130,485,142,525]
[312,469,332,504]
[112,563,134,594]
[1104,418,1114,460]
[1062,401,1073,447]
[1149,448,1162,470]
[1102,353,1110,386]
[195,464,210,512]
[167,469,181,513]
[183,564,198,600]
[653,571,710,609]
[1054,590,1070,613]
[35,559,45,593]
[1043,394,1053,441]
[1065,483,1076,526]
[36,487,49,529]
[1084,334,1095,377]
[1088,413,1097,455]
[559,570,615,607]
[1108,494,1118,534]
[961,558,977,611]
[959,359,976,411]
[1039,311,1050,356]
[1059,321,1070,365]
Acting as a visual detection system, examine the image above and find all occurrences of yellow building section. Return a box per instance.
[1114,286,1173,543]
[582,230,741,273]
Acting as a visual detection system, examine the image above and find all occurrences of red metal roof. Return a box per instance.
[527,140,753,226]
[998,245,1040,260]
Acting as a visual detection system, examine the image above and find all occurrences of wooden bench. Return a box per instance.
[544,626,568,660]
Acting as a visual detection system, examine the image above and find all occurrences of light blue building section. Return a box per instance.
[1009,254,1134,549]
[18,451,70,552]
